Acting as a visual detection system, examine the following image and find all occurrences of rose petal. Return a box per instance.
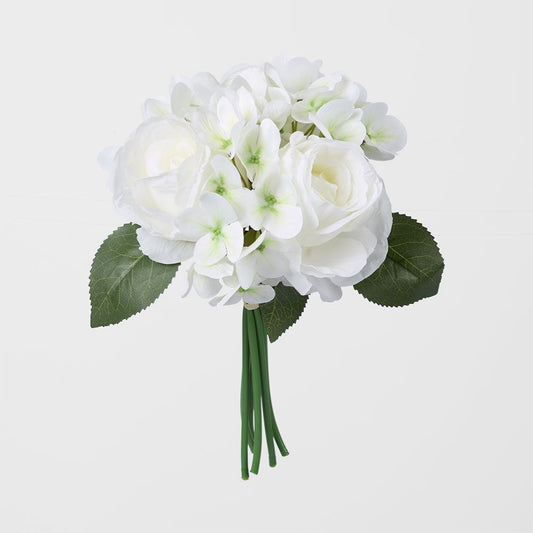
[136,228,193,264]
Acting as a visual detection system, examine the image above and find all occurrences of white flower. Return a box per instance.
[222,63,291,129]
[313,99,366,145]
[221,64,269,103]
[261,87,291,129]
[170,72,220,120]
[106,116,209,264]
[143,98,171,119]
[176,192,244,266]
[291,74,362,123]
[203,155,253,224]
[235,119,280,181]
[361,102,407,160]
[248,170,303,239]
[183,260,233,299]
[210,273,275,306]
[191,87,259,156]
[281,133,392,301]
[235,232,300,289]
[265,56,323,96]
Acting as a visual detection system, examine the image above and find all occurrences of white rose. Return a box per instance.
[281,133,392,301]
[109,116,210,264]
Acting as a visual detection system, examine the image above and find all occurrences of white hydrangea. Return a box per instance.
[101,57,407,305]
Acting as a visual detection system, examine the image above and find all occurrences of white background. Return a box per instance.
[1,1,532,531]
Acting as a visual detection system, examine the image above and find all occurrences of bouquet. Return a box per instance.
[90,57,444,479]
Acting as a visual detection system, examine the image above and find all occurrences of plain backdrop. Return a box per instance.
[1,1,532,532]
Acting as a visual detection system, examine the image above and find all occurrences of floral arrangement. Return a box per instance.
[90,57,444,479]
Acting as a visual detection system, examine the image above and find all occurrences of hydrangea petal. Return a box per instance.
[263,204,303,239]
[194,232,227,266]
[199,192,238,226]
[235,253,257,289]
[222,221,244,262]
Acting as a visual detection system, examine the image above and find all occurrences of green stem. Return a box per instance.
[247,357,254,452]
[240,309,250,480]
[255,309,289,457]
[246,311,263,475]
[232,157,251,190]
[272,416,290,457]
[253,309,277,467]
[304,123,316,136]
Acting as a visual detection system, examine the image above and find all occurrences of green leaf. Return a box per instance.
[90,224,179,328]
[354,213,444,307]
[260,284,309,342]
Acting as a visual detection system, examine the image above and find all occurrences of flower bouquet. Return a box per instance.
[90,57,444,479]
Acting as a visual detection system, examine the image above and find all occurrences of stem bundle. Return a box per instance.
[240,307,288,479]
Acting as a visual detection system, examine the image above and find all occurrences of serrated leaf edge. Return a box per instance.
[89,223,179,328]
[354,212,445,308]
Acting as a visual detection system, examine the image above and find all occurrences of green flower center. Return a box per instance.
[264,194,277,208]
[248,153,261,165]
[211,222,223,238]
[220,138,232,150]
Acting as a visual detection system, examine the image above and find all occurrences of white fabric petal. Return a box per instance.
[194,233,226,265]
[263,204,303,239]
[235,253,258,290]
[143,98,171,119]
[247,190,266,231]
[222,221,244,262]
[193,274,222,298]
[256,245,288,279]
[175,206,210,240]
[308,277,343,302]
[272,177,297,204]
[273,57,322,94]
[182,267,195,298]
[315,99,354,136]
[258,118,281,156]
[136,228,193,264]
[217,96,239,133]
[243,285,276,305]
[133,172,182,220]
[361,143,395,161]
[336,194,392,286]
[220,289,244,306]
[284,271,313,295]
[361,102,388,123]
[302,237,368,278]
[209,154,242,189]
[366,114,407,154]
[236,86,259,122]
[195,260,234,279]
[333,118,366,144]
[170,83,194,117]
[226,187,255,226]
[199,192,238,226]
